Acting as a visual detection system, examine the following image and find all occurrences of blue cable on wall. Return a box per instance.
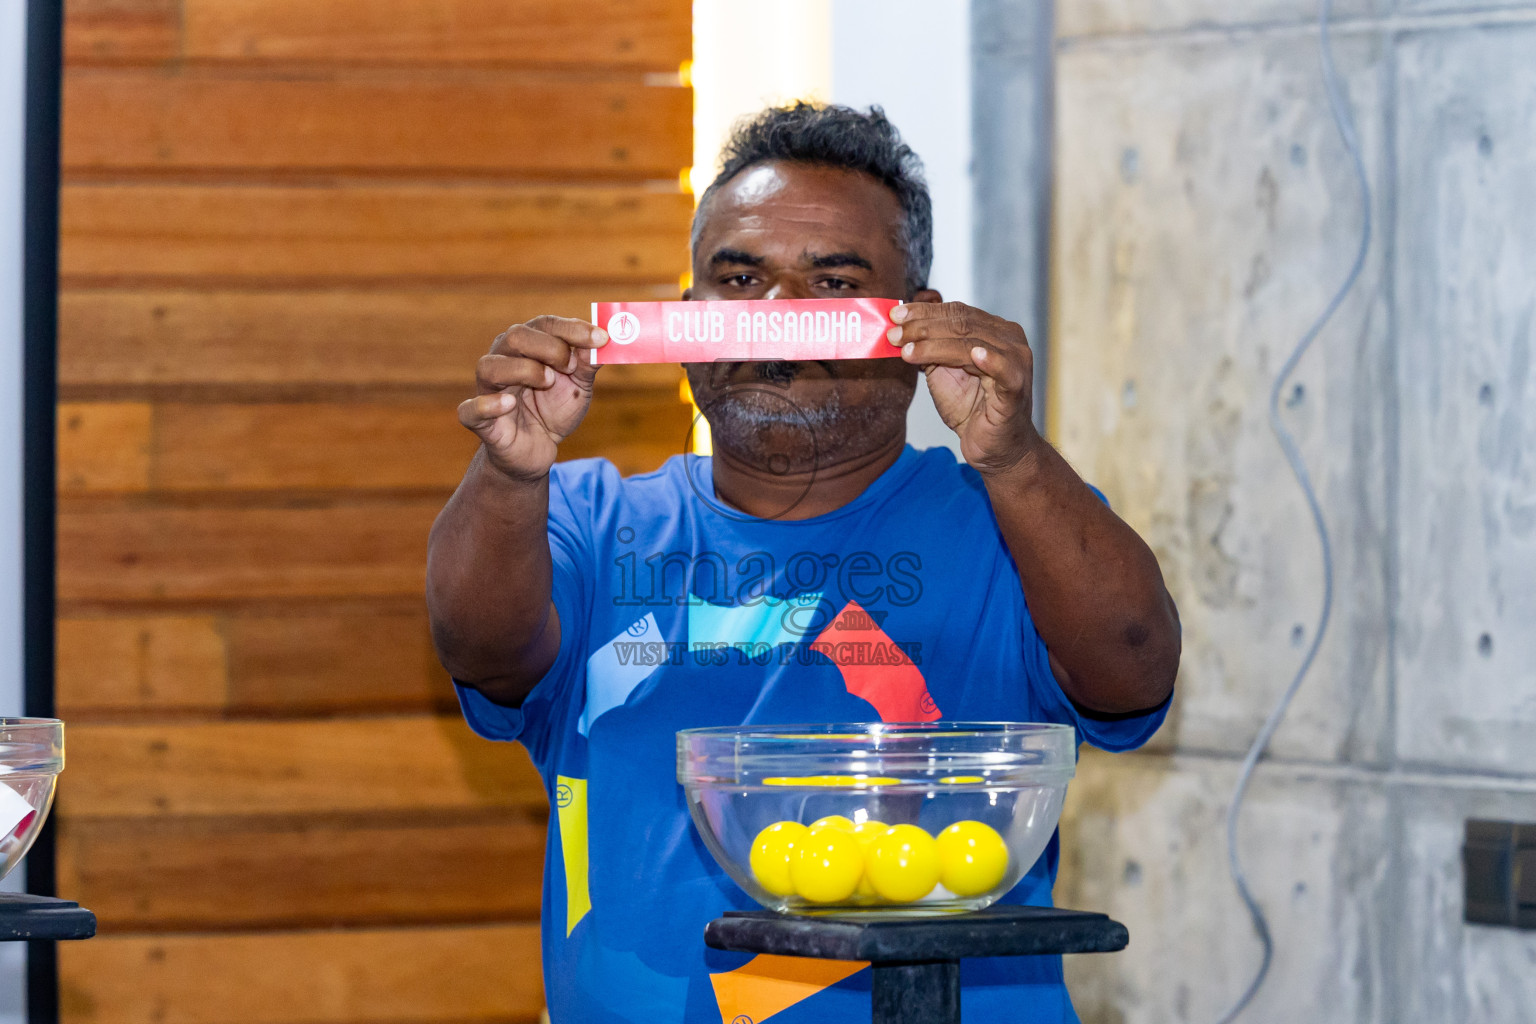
[1214,0,1374,1020]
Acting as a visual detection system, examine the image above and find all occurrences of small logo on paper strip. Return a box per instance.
[607,311,641,345]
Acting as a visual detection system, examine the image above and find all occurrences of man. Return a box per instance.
[427,103,1179,1022]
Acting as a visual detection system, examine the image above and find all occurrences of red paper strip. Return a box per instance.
[589,298,901,365]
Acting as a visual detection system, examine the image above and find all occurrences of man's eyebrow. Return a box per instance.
[806,251,874,271]
[708,248,765,268]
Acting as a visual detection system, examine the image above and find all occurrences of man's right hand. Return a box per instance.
[457,315,608,481]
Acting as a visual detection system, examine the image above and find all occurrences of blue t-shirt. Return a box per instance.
[457,445,1168,1023]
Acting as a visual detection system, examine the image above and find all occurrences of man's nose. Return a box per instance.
[763,276,816,300]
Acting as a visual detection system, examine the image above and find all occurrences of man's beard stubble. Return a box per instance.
[697,361,912,474]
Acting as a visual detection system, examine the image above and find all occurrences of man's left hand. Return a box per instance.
[887,301,1043,475]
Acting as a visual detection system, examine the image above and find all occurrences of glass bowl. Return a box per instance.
[0,718,64,882]
[677,722,1074,915]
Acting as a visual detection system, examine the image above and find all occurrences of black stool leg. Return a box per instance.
[870,960,960,1024]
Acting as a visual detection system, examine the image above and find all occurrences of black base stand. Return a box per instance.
[706,905,1127,1024]
[0,893,97,942]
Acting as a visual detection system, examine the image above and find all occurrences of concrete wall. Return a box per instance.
[972,0,1536,1019]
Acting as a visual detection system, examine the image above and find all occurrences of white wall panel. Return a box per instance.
[0,0,31,1015]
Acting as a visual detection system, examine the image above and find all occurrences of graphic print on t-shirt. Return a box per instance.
[555,775,590,935]
[580,613,662,736]
[688,592,823,652]
[710,953,868,1024]
[812,600,941,722]
[581,595,941,736]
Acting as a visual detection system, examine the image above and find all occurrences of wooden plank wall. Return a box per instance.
[54,2,693,1020]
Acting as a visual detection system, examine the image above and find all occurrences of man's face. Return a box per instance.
[684,161,935,471]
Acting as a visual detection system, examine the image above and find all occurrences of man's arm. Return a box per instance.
[977,439,1180,713]
[888,301,1179,714]
[426,316,606,707]
[427,454,560,705]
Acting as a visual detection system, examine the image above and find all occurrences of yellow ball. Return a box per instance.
[865,824,941,903]
[851,820,888,844]
[850,820,888,898]
[935,820,1010,897]
[810,815,857,832]
[750,821,808,897]
[790,824,865,903]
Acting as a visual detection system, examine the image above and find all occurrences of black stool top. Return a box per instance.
[0,893,98,941]
[706,904,1127,963]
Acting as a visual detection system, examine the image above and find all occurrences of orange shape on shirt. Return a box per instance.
[709,953,867,1024]
[812,600,942,722]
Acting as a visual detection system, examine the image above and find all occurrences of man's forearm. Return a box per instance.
[983,439,1180,714]
[426,449,560,702]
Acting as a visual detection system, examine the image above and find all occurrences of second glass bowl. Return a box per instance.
[0,718,64,882]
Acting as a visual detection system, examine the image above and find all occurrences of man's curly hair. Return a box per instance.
[691,102,934,295]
